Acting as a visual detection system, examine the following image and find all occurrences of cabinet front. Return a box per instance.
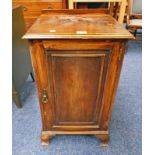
[45,46,112,131]
[29,40,126,145]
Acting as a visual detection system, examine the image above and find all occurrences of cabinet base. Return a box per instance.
[41,130,109,147]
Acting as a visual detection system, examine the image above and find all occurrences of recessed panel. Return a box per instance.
[47,51,110,125]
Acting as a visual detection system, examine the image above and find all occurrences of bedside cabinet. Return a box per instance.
[23,9,134,146]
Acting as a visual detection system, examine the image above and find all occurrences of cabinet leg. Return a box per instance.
[41,132,55,146]
[96,134,109,147]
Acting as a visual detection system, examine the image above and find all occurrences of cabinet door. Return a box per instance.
[46,50,112,130]
[30,41,125,132]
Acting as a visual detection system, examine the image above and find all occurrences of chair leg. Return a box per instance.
[134,29,137,37]
[30,72,35,82]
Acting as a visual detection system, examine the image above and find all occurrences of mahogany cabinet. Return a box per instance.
[23,9,134,146]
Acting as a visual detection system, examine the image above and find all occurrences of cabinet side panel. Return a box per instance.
[99,42,127,130]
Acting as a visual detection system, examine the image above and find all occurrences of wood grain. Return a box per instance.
[23,9,134,39]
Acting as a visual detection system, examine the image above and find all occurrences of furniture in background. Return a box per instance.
[68,0,127,24]
[12,0,127,27]
[12,6,34,108]
[23,9,133,146]
[12,0,65,30]
[72,2,109,9]
[126,0,142,37]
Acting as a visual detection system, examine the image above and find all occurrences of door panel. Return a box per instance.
[47,51,111,127]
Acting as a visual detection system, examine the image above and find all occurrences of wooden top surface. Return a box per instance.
[23,12,134,40]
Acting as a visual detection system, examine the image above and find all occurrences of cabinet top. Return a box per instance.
[23,10,134,40]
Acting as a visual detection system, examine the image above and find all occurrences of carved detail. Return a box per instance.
[96,134,109,147]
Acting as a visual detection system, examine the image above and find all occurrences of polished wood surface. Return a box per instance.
[23,9,133,39]
[24,10,133,146]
